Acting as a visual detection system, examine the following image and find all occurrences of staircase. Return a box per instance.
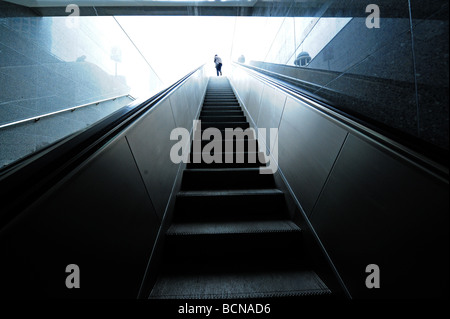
[149,77,331,300]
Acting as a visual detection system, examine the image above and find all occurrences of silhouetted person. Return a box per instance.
[238,54,245,63]
[214,54,223,76]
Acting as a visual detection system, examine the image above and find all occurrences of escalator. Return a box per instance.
[149,77,332,299]
[0,65,447,301]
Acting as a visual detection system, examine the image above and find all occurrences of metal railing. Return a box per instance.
[0,93,135,130]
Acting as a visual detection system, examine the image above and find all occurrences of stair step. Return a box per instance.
[204,96,236,100]
[194,130,257,140]
[149,265,331,299]
[203,102,240,105]
[181,168,275,190]
[173,189,287,221]
[204,96,237,98]
[190,139,260,153]
[200,115,246,122]
[194,127,256,138]
[204,97,237,100]
[192,137,257,144]
[202,106,241,111]
[164,220,302,261]
[204,101,236,104]
[201,110,244,116]
[204,101,238,105]
[201,122,249,130]
[202,105,241,109]
[167,220,300,235]
[189,151,266,166]
[177,188,283,196]
[205,93,234,95]
[187,148,265,168]
[187,160,264,169]
[205,94,235,97]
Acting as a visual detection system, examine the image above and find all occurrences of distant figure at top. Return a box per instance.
[214,54,223,76]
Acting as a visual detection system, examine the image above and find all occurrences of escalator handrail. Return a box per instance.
[0,64,205,231]
[232,61,449,182]
[0,94,135,130]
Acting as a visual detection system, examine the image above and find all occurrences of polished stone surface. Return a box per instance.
[230,4,449,151]
[411,3,449,149]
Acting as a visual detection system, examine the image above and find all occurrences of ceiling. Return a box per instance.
[2,0,428,18]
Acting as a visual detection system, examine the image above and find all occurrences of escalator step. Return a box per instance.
[181,168,275,190]
[201,110,244,116]
[202,106,241,111]
[167,220,300,235]
[174,189,287,221]
[200,115,246,122]
[188,151,266,166]
[187,161,264,169]
[164,220,302,261]
[149,267,331,299]
[190,139,260,153]
[201,122,249,130]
